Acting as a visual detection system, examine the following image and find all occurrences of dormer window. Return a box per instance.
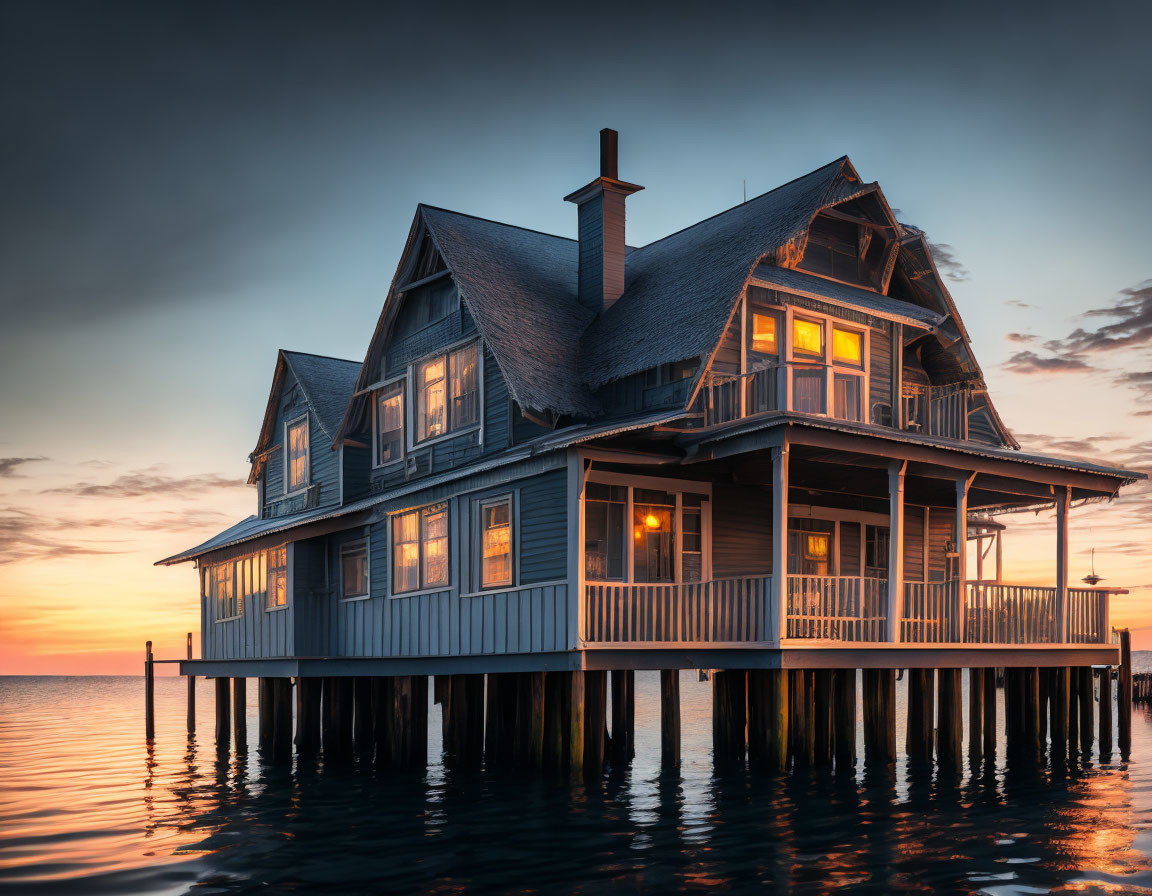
[785,312,868,424]
[415,341,479,444]
[797,214,862,284]
[374,382,404,466]
[285,417,309,492]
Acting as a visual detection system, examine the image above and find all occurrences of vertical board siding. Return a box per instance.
[484,347,510,450]
[927,507,952,582]
[903,505,925,583]
[712,484,774,577]
[839,521,861,575]
[519,470,568,584]
[869,322,892,426]
[202,592,294,660]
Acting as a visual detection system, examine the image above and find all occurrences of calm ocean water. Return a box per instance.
[5,661,1152,895]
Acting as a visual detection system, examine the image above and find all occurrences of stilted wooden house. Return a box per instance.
[160,132,1144,769]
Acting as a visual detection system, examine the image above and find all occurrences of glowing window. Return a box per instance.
[266,547,287,609]
[832,327,863,367]
[286,418,309,492]
[392,502,450,594]
[792,318,824,358]
[415,341,479,443]
[751,313,778,354]
[805,533,830,561]
[376,384,404,465]
[479,496,513,589]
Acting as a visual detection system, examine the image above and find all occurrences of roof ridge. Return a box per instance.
[420,203,577,244]
[280,348,361,366]
[627,156,849,254]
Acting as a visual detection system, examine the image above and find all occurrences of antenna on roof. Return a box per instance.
[743,178,747,203]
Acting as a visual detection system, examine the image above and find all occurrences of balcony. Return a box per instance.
[582,577,1115,647]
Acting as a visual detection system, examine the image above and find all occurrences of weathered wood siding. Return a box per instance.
[712,484,773,577]
[518,470,568,584]
[712,313,742,376]
[904,505,925,583]
[839,520,861,575]
[869,322,893,426]
[926,506,953,582]
[201,550,294,660]
[341,443,371,502]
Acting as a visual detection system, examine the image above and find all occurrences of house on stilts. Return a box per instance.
[159,131,1145,771]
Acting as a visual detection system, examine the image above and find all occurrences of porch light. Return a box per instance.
[644,513,661,530]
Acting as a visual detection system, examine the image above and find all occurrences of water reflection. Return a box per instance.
[2,674,1152,894]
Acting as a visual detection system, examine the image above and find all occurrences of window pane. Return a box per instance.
[584,496,624,581]
[832,327,863,366]
[266,547,287,609]
[422,504,449,588]
[417,357,446,441]
[751,312,777,354]
[287,420,309,490]
[792,318,824,357]
[342,544,369,598]
[378,385,404,464]
[834,373,862,422]
[392,510,420,593]
[480,498,512,589]
[682,506,702,583]
[792,369,826,414]
[633,491,675,583]
[450,343,478,428]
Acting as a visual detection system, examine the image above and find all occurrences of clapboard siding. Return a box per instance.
[839,520,861,575]
[518,470,568,584]
[904,505,925,583]
[869,322,892,426]
[202,589,293,660]
[926,506,953,582]
[712,484,773,577]
[484,347,511,450]
[342,443,371,502]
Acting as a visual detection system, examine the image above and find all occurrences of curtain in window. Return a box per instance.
[792,369,826,414]
[287,421,309,490]
[450,343,478,427]
[834,373,862,422]
[480,499,512,588]
[266,547,287,609]
[377,385,403,463]
[418,357,446,441]
[392,510,421,593]
[422,504,449,588]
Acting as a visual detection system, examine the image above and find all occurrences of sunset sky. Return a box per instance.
[2,0,1149,674]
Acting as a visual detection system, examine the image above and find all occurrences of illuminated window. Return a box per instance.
[266,547,287,609]
[585,483,626,581]
[633,488,675,583]
[213,561,239,619]
[832,327,863,367]
[415,341,479,443]
[341,541,369,599]
[792,318,824,358]
[286,418,309,492]
[478,496,513,589]
[805,533,830,561]
[376,383,404,466]
[751,312,778,354]
[392,502,450,594]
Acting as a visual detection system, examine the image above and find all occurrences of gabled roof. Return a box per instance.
[249,350,361,482]
[579,156,873,388]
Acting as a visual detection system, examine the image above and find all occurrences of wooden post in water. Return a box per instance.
[584,670,608,779]
[1050,666,1068,764]
[863,668,896,766]
[789,670,812,767]
[258,678,274,750]
[1099,667,1113,758]
[968,669,984,763]
[186,633,195,734]
[215,677,231,749]
[660,669,681,768]
[906,668,934,765]
[983,666,997,761]
[1022,667,1040,763]
[713,670,747,766]
[353,677,373,753]
[387,675,428,769]
[813,669,833,766]
[543,672,565,772]
[568,671,585,779]
[610,670,635,764]
[1119,631,1132,758]
[937,668,963,768]
[144,641,155,740]
[833,669,855,771]
[1067,667,1080,758]
[749,669,788,772]
[1078,666,1093,756]
[272,678,293,761]
[297,677,322,757]
[232,677,247,753]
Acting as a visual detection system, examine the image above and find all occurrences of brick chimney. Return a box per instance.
[564,129,643,314]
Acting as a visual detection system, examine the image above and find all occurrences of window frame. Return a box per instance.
[782,306,870,423]
[389,501,452,597]
[407,338,484,450]
[283,415,310,495]
[265,546,288,611]
[473,493,516,593]
[582,471,712,586]
[372,377,407,469]
[339,539,371,602]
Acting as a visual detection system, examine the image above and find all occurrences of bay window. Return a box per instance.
[392,502,449,594]
[415,341,478,443]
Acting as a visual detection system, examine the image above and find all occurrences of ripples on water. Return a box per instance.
[4,671,1152,895]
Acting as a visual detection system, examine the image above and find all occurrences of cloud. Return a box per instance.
[1005,332,1035,344]
[0,456,48,478]
[43,469,245,499]
[1004,299,1038,310]
[0,508,125,565]
[923,239,969,283]
[1051,281,1152,357]
[1002,350,1093,374]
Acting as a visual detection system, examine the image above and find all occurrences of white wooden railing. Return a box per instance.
[962,583,1058,643]
[785,575,887,641]
[902,581,964,643]
[583,577,773,644]
[1067,588,1109,644]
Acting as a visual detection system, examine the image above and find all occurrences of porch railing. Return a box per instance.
[902,383,973,440]
[1068,588,1109,644]
[698,366,781,427]
[902,581,963,643]
[785,575,887,641]
[583,577,772,644]
[963,583,1058,643]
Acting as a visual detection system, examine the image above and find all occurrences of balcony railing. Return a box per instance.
[901,383,974,440]
[786,575,887,641]
[698,366,781,427]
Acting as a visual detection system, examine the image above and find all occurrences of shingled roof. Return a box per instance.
[281,351,361,441]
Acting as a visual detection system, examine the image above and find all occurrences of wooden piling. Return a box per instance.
[1119,630,1132,757]
[660,669,681,768]
[863,668,896,766]
[713,670,747,766]
[186,633,195,735]
[833,668,855,771]
[982,666,997,761]
[144,641,155,740]
[1078,666,1094,756]
[296,676,322,757]
[272,677,293,761]
[543,672,565,771]
[1067,667,1080,757]
[386,675,427,769]
[215,677,231,748]
[968,669,984,762]
[937,668,962,768]
[568,670,585,779]
[906,668,934,765]
[1022,667,1040,763]
[813,669,833,766]
[353,677,373,753]
[1050,666,1068,764]
[789,670,812,767]
[1099,667,1113,758]
[258,678,274,750]
[1037,667,1049,747]
[232,677,247,752]
[748,669,786,772]
[610,670,635,764]
[584,670,608,778]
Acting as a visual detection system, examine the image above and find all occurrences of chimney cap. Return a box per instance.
[563,128,643,204]
[600,128,618,180]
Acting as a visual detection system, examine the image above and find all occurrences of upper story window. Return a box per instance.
[478,495,513,590]
[792,317,824,359]
[341,540,369,600]
[750,312,778,355]
[786,313,868,424]
[266,547,287,609]
[285,417,309,492]
[415,341,478,443]
[797,214,862,284]
[375,383,404,466]
[391,501,449,594]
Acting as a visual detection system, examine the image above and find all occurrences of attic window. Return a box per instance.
[415,341,479,443]
[375,383,404,466]
[285,417,309,492]
[798,214,862,284]
[751,312,778,355]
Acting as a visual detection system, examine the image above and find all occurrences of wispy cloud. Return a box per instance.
[0,456,48,478]
[43,468,245,499]
[1005,332,1035,344]
[1004,299,1038,310]
[1003,350,1093,374]
[923,239,969,283]
[0,508,125,565]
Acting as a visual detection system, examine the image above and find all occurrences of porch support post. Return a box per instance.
[771,441,789,643]
[1056,486,1070,642]
[886,461,906,642]
[955,476,972,642]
